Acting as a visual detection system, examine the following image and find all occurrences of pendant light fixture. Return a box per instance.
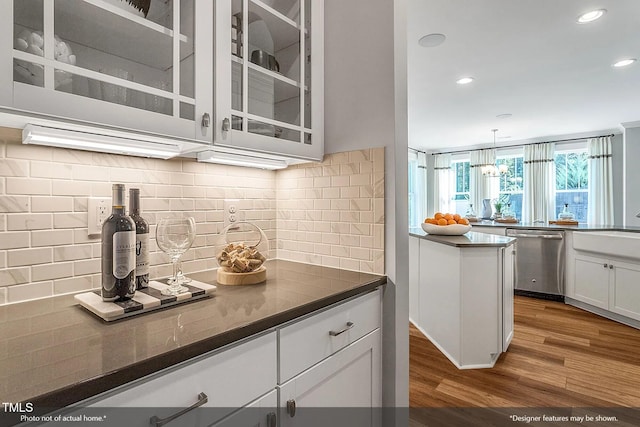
[482,129,508,177]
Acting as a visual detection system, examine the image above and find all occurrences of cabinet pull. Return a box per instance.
[604,263,608,268]
[222,117,231,132]
[201,113,211,128]
[266,411,277,427]
[609,264,614,269]
[286,399,296,417]
[329,321,354,337]
[149,392,208,427]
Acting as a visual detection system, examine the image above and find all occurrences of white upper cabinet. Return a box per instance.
[214,0,324,161]
[1,0,214,143]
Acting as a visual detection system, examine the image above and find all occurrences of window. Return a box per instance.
[496,156,524,219]
[408,150,427,228]
[555,149,588,222]
[451,160,470,214]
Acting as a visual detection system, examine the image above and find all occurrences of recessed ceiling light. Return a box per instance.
[612,58,637,68]
[577,9,606,23]
[418,33,446,48]
[496,113,513,119]
[456,77,474,85]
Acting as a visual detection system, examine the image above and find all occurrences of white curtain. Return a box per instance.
[432,153,451,214]
[522,143,555,223]
[587,136,614,225]
[470,149,495,218]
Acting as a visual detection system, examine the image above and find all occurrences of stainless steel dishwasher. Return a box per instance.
[506,228,565,301]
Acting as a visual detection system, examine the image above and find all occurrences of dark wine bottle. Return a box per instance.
[129,188,149,290]
[101,184,136,302]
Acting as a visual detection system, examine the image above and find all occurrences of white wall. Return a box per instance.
[622,123,640,226]
[325,0,409,416]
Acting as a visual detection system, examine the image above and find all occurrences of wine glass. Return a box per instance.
[156,217,196,295]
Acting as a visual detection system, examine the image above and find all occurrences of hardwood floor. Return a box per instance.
[410,296,640,409]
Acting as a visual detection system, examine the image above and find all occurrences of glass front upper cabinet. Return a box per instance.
[215,0,323,161]
[7,0,213,142]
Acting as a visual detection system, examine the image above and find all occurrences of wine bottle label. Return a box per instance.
[113,231,136,280]
[135,233,150,276]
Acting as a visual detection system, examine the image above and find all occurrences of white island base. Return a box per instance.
[410,231,516,369]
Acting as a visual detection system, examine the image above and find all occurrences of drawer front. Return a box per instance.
[88,331,277,427]
[279,289,381,382]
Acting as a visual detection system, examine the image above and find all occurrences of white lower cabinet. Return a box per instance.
[278,330,381,427]
[87,331,277,427]
[74,289,382,427]
[572,253,640,321]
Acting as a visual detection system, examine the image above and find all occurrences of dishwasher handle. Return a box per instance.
[507,233,563,240]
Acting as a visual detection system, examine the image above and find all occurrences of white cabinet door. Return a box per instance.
[212,390,278,427]
[502,245,515,350]
[214,0,324,161]
[574,253,610,309]
[86,332,277,427]
[279,330,381,427]
[409,236,420,323]
[609,260,640,321]
[3,0,213,142]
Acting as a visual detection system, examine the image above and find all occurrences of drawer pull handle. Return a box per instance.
[286,399,296,417]
[267,411,277,426]
[150,392,208,427]
[329,321,354,337]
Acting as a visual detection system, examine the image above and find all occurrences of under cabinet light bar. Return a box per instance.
[22,124,183,159]
[196,150,288,170]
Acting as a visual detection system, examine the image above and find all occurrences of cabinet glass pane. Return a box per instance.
[248,119,300,142]
[13,0,45,88]
[248,68,300,126]
[232,61,243,111]
[304,0,311,129]
[258,0,300,24]
[180,0,195,118]
[248,2,300,83]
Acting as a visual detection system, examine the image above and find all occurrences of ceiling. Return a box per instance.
[407,0,640,151]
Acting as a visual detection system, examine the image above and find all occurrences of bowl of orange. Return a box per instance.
[421,212,472,235]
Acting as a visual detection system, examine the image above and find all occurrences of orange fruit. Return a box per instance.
[434,212,444,220]
[453,214,461,221]
[447,219,457,225]
[437,218,448,226]
[458,218,469,225]
[444,213,453,220]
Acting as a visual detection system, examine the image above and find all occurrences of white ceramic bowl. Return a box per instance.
[421,222,472,235]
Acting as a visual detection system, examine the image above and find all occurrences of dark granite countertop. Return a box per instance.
[467,221,640,232]
[0,260,386,412]
[409,228,516,248]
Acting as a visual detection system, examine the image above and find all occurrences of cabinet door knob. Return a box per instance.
[604,263,608,268]
[201,113,211,128]
[329,321,354,337]
[149,392,208,427]
[266,412,277,427]
[222,117,231,132]
[609,264,614,269]
[286,399,296,417]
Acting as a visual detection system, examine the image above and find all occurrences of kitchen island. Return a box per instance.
[409,229,516,369]
[0,260,385,422]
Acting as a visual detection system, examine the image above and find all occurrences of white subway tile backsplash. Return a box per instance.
[0,196,30,213]
[0,267,30,286]
[53,276,93,295]
[53,213,87,229]
[0,232,29,250]
[32,230,74,247]
[0,159,29,177]
[7,281,51,303]
[53,245,92,262]
[0,133,382,305]
[7,214,52,231]
[8,248,52,267]
[31,197,73,213]
[32,262,73,282]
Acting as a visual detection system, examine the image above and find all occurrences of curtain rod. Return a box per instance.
[409,147,426,154]
[431,133,616,156]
